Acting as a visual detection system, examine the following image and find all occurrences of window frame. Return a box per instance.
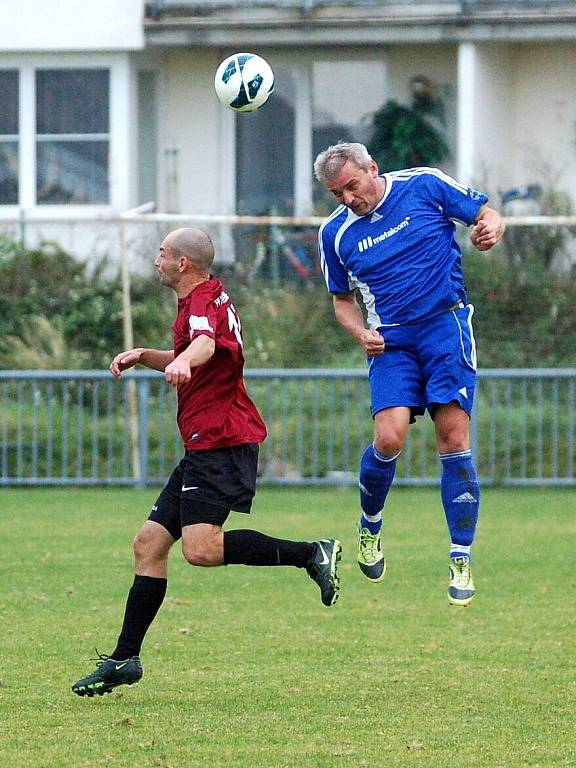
[0,52,134,216]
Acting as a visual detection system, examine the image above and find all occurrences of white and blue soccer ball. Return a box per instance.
[214,53,274,113]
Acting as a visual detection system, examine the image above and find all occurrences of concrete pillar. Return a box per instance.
[457,42,476,187]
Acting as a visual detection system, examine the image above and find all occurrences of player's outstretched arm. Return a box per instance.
[333,293,385,356]
[470,205,506,252]
[164,335,216,388]
[109,348,175,379]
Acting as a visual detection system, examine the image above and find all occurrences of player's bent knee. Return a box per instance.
[373,435,404,456]
[182,545,214,567]
[133,527,168,563]
[181,523,224,567]
[436,427,470,454]
[133,530,149,559]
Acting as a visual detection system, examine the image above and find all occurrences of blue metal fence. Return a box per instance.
[0,369,575,487]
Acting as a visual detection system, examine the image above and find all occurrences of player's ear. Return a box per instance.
[368,160,379,177]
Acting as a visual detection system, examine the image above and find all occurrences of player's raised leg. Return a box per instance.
[225,529,342,606]
[182,523,342,607]
[435,403,479,606]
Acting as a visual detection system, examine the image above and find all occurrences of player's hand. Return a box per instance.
[470,220,498,250]
[358,329,385,356]
[109,348,143,379]
[164,358,192,388]
[470,208,506,251]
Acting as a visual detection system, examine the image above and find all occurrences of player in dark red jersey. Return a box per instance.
[71,228,341,697]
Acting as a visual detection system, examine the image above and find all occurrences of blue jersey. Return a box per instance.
[318,168,488,326]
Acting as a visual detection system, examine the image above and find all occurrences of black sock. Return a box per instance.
[110,575,167,660]
[223,529,315,568]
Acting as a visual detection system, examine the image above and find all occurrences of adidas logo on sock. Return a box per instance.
[453,492,477,504]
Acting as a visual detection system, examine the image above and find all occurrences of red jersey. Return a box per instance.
[172,276,267,450]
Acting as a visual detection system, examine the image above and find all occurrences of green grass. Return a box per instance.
[1,487,575,767]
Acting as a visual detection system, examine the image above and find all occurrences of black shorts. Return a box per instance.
[148,443,259,540]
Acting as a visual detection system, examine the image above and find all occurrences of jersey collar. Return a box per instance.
[367,174,391,216]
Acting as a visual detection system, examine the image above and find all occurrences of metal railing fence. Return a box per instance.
[0,368,574,487]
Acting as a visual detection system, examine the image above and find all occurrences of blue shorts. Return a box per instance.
[368,304,477,420]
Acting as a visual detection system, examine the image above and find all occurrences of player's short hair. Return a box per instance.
[170,228,215,271]
[314,142,373,184]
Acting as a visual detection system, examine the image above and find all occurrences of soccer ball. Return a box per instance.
[214,53,274,113]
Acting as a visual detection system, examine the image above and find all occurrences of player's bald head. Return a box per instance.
[165,228,215,272]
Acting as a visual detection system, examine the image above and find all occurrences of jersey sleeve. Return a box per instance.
[423,169,488,226]
[318,219,354,294]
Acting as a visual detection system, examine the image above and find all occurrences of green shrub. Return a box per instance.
[0,234,574,371]
[465,247,576,367]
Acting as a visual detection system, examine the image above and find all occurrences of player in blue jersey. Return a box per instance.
[314,142,505,606]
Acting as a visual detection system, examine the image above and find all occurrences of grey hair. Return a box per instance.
[313,142,373,184]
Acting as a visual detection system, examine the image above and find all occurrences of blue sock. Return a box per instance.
[440,449,480,551]
[449,543,471,561]
[360,510,382,535]
[358,443,399,535]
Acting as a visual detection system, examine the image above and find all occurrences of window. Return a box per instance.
[236,65,295,215]
[36,69,110,205]
[233,57,387,217]
[0,70,19,205]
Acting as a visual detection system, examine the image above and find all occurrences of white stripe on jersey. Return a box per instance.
[352,276,384,330]
[451,304,477,371]
[467,304,477,370]
[334,208,358,256]
[319,206,358,292]
[387,167,469,196]
[318,204,346,289]
[387,168,476,226]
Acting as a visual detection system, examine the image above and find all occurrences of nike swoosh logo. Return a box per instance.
[115,662,129,670]
[181,485,199,492]
[317,542,330,566]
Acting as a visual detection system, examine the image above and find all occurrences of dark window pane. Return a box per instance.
[36,141,109,204]
[0,143,18,204]
[36,70,109,135]
[236,66,295,215]
[0,71,19,135]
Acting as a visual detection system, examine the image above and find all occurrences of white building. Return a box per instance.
[0,0,575,260]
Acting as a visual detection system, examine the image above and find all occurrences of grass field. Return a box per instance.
[1,486,574,768]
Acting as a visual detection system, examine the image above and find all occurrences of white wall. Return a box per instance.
[0,0,144,51]
[159,49,223,215]
[511,43,576,197]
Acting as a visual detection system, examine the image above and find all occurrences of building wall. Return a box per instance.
[154,44,466,216]
[0,0,144,51]
[2,27,575,267]
[511,43,576,198]
[158,49,224,214]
